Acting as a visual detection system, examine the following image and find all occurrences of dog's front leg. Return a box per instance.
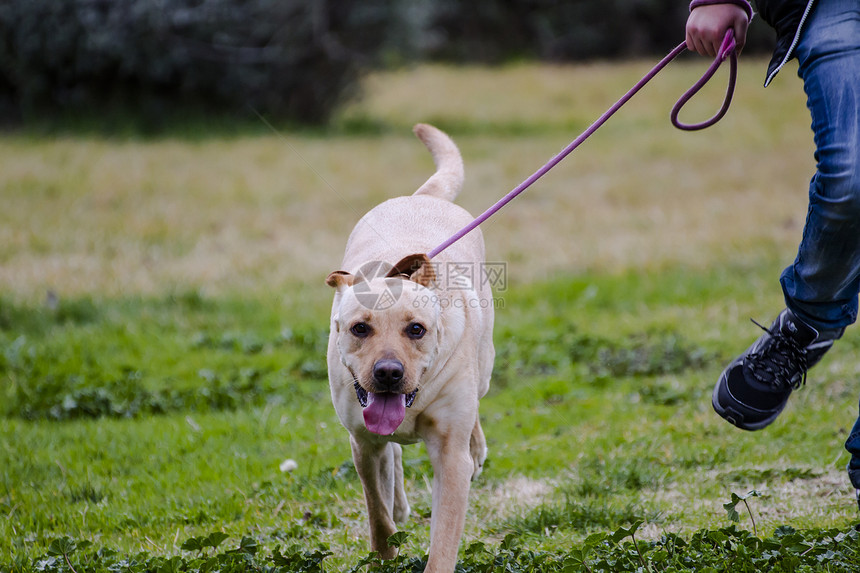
[350,435,399,559]
[423,430,473,573]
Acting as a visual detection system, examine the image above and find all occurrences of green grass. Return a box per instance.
[3,263,860,571]
[2,61,859,571]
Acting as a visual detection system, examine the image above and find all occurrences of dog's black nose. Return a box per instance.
[373,359,404,389]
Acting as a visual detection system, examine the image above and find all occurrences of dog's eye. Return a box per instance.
[406,323,426,339]
[350,322,371,338]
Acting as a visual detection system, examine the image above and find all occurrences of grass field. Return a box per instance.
[3,59,860,571]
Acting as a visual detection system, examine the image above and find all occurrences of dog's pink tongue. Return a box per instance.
[363,393,406,435]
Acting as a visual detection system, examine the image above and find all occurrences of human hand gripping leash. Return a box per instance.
[425,29,739,261]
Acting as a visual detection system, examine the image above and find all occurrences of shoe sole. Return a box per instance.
[711,367,783,431]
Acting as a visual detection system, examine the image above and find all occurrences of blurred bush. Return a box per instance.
[424,0,773,63]
[0,0,399,126]
[0,0,773,127]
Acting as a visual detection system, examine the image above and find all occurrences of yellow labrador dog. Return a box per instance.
[326,124,495,572]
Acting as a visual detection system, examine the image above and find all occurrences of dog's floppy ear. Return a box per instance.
[388,253,436,288]
[325,271,354,291]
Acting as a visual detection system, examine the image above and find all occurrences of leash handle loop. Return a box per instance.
[671,29,738,131]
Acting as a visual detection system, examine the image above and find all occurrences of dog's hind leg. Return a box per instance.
[350,436,399,559]
[391,443,411,523]
[469,414,488,481]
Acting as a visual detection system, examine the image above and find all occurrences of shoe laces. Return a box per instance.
[747,319,809,390]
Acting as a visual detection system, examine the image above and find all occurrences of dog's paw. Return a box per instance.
[393,500,411,524]
[470,446,487,481]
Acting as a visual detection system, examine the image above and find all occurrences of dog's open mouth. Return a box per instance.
[353,380,418,435]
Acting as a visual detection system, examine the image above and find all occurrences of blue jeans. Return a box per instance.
[780,0,860,488]
[780,0,860,333]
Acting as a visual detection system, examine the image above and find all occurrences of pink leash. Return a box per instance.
[427,30,738,260]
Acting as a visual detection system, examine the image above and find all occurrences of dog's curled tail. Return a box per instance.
[412,123,464,203]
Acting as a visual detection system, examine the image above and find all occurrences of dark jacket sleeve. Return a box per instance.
[754,0,817,84]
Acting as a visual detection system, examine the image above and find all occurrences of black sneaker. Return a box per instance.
[712,309,842,431]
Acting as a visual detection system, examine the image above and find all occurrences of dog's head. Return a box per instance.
[326,254,440,435]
